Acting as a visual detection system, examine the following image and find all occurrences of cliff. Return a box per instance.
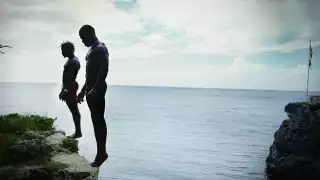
[266,101,320,180]
[0,113,98,180]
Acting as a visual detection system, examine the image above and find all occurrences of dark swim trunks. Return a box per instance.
[62,81,78,102]
[70,81,79,103]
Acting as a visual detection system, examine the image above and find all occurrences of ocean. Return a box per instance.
[0,82,313,180]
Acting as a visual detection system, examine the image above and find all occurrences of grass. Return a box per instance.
[0,113,93,179]
[0,162,69,180]
[0,134,18,165]
[0,113,56,134]
[60,138,79,153]
[294,101,320,112]
[0,113,57,166]
[43,161,69,175]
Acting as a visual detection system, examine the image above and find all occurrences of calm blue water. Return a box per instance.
[0,82,313,180]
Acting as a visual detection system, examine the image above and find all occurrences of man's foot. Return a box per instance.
[90,153,108,167]
[67,132,82,139]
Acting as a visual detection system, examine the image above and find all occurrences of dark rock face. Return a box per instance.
[266,102,320,180]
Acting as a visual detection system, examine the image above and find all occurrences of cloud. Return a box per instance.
[0,47,319,91]
[212,57,319,91]
[110,42,166,59]
[107,55,320,91]
[135,0,320,55]
[0,0,320,91]
[63,0,143,33]
[2,0,320,57]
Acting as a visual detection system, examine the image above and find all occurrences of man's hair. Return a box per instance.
[79,24,95,36]
[60,41,75,53]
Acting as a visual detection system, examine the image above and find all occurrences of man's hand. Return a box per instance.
[59,89,69,102]
[59,90,65,101]
[59,91,63,101]
[77,91,85,104]
[86,88,97,101]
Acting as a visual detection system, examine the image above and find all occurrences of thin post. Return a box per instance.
[306,40,313,101]
[306,65,310,101]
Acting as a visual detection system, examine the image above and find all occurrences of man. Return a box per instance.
[77,25,109,167]
[59,41,82,139]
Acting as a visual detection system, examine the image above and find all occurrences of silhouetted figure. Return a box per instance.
[77,25,109,167]
[59,41,82,139]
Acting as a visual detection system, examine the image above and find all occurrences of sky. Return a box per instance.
[0,0,320,91]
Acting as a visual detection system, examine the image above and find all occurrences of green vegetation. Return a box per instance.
[61,138,79,153]
[295,101,314,105]
[295,101,320,112]
[0,113,56,134]
[0,134,17,165]
[0,113,97,179]
[0,114,56,166]
[0,162,68,180]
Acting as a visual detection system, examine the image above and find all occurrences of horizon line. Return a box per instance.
[1,81,319,93]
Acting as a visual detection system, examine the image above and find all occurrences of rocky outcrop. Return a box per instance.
[0,114,98,180]
[266,102,320,180]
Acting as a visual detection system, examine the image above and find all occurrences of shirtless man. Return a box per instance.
[59,41,82,139]
[77,25,109,167]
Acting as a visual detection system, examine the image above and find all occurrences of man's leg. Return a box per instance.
[66,99,82,138]
[87,85,108,167]
[66,81,82,139]
[97,95,107,156]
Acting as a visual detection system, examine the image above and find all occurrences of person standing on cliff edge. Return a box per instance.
[77,25,109,167]
[59,41,82,139]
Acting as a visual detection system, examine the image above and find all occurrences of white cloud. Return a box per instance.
[110,42,166,59]
[1,46,319,91]
[136,0,320,55]
[1,0,320,91]
[201,57,319,91]
[106,55,320,91]
[2,0,320,58]
[142,33,171,48]
[62,0,143,34]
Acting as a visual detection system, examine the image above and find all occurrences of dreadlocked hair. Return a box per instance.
[60,41,75,53]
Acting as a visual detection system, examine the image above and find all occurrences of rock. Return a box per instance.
[54,129,67,136]
[48,133,98,179]
[0,165,47,180]
[0,131,98,180]
[8,132,53,165]
[266,102,320,180]
[46,132,67,146]
[52,153,98,180]
[28,168,50,179]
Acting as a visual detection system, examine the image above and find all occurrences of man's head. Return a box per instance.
[60,41,75,58]
[79,25,96,47]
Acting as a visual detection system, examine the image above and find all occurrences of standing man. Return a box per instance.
[59,41,82,139]
[77,25,109,167]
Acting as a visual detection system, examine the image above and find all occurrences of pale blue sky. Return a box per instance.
[0,0,320,91]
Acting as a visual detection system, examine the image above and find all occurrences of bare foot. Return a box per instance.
[90,153,108,167]
[67,132,82,139]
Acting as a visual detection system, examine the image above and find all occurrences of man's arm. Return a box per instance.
[79,80,87,95]
[92,46,109,90]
